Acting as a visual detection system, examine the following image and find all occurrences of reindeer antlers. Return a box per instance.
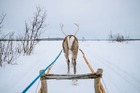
[60,23,79,36]
[60,24,67,36]
[74,23,79,36]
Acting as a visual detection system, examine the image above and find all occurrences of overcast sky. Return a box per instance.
[0,0,140,39]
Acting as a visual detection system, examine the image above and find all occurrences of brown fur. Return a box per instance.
[62,35,79,74]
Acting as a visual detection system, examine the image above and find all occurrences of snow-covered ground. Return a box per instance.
[0,41,140,93]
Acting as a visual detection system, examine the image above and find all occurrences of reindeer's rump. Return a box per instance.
[62,35,79,54]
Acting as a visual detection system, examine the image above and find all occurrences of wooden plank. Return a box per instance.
[41,73,102,80]
[38,63,54,93]
[40,70,48,93]
[79,49,95,73]
[79,49,106,93]
[95,69,105,93]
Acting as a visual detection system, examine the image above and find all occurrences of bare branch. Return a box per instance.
[0,32,21,66]
[60,24,67,36]
[22,7,47,55]
[0,13,6,25]
[0,13,6,31]
[74,23,79,36]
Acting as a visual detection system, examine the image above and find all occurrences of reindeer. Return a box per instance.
[60,23,79,75]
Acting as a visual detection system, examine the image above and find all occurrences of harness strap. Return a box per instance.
[22,49,63,93]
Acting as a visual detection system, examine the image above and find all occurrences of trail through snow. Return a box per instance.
[0,41,140,93]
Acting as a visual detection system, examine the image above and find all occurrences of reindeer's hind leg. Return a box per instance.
[67,58,70,74]
[72,55,77,74]
[63,42,70,74]
[72,57,78,85]
[64,52,70,74]
[72,50,78,74]
[73,58,76,74]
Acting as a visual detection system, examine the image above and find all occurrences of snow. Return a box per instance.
[0,41,140,93]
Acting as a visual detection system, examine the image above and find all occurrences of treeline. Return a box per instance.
[1,38,140,41]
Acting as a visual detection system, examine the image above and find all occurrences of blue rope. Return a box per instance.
[22,49,63,93]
